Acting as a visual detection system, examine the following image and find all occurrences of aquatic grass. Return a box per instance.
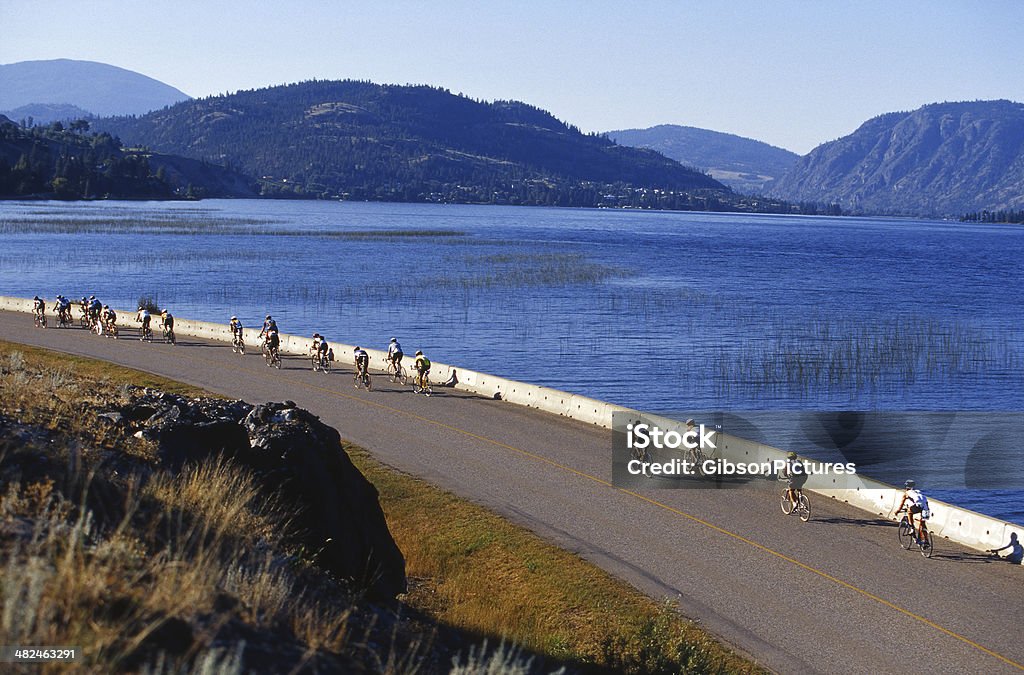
[713,315,1021,397]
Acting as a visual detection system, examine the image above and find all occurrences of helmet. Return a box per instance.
[103,304,109,309]
[138,306,144,311]
[230,316,237,320]
[786,451,797,460]
[904,480,916,489]
[313,332,320,338]
[415,350,423,356]
[354,346,361,351]
[390,337,397,342]
[266,315,272,320]
[89,295,95,299]
[685,418,695,426]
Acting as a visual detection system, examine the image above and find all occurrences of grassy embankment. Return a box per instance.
[0,340,760,673]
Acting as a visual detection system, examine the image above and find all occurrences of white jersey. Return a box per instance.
[388,341,403,356]
[907,489,930,518]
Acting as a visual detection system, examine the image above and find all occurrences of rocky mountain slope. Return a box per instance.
[769,100,1024,216]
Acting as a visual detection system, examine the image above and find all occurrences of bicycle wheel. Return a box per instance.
[273,353,282,369]
[363,372,372,390]
[797,493,811,522]
[311,354,319,371]
[919,530,934,558]
[238,339,245,355]
[780,491,794,515]
[387,362,397,382]
[897,518,914,550]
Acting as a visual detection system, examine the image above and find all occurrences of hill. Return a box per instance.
[0,116,257,199]
[2,103,95,125]
[769,100,1024,217]
[95,79,736,207]
[0,59,190,118]
[607,124,800,193]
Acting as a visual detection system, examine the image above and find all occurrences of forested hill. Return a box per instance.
[770,100,1024,216]
[95,80,732,206]
[0,115,257,199]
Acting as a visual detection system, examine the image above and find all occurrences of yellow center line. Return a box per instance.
[34,336,1024,672]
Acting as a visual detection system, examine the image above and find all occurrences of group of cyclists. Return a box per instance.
[238,314,434,392]
[779,449,941,554]
[31,294,176,344]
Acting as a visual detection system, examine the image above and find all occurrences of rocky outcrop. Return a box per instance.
[769,100,1024,216]
[117,390,406,598]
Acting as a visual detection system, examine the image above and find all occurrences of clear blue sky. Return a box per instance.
[3,1,1022,154]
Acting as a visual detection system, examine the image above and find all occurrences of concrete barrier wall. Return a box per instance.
[1,295,1019,562]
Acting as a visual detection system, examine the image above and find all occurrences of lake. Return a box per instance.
[2,199,1022,523]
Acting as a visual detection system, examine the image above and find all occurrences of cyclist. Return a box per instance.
[354,345,369,378]
[32,295,45,323]
[79,297,89,321]
[88,296,102,324]
[387,337,404,370]
[779,451,807,512]
[137,306,152,340]
[102,305,118,337]
[161,309,175,344]
[265,329,281,362]
[230,316,243,338]
[894,480,930,544]
[317,336,331,367]
[259,315,277,339]
[414,350,431,389]
[311,332,322,354]
[53,295,71,325]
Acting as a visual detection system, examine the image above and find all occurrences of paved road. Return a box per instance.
[2,310,1022,674]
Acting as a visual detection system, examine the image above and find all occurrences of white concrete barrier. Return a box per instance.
[1,294,1020,562]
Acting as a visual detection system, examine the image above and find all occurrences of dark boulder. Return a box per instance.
[112,392,407,599]
[242,402,406,598]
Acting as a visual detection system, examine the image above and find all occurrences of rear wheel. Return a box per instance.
[920,530,934,558]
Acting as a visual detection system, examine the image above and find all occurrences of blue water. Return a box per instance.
[2,200,1022,523]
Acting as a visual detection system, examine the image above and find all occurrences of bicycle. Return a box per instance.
[780,487,811,522]
[106,321,119,339]
[33,312,47,329]
[412,372,433,396]
[265,346,282,369]
[386,358,408,385]
[163,326,176,345]
[354,366,372,390]
[312,352,332,374]
[231,333,245,355]
[57,308,72,328]
[79,308,91,329]
[896,509,934,558]
[140,325,154,342]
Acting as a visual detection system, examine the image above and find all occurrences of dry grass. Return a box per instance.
[0,342,760,673]
[349,445,759,674]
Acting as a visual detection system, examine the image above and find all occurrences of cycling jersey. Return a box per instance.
[354,348,368,362]
[318,340,330,354]
[163,314,174,328]
[230,320,243,334]
[415,355,431,371]
[906,489,930,517]
[388,341,403,357]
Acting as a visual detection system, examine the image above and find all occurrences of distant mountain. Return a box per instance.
[94,79,733,207]
[606,125,800,193]
[770,100,1024,217]
[0,59,190,118]
[2,103,95,125]
[0,116,256,199]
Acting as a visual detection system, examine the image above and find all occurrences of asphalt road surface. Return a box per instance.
[2,310,1022,674]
